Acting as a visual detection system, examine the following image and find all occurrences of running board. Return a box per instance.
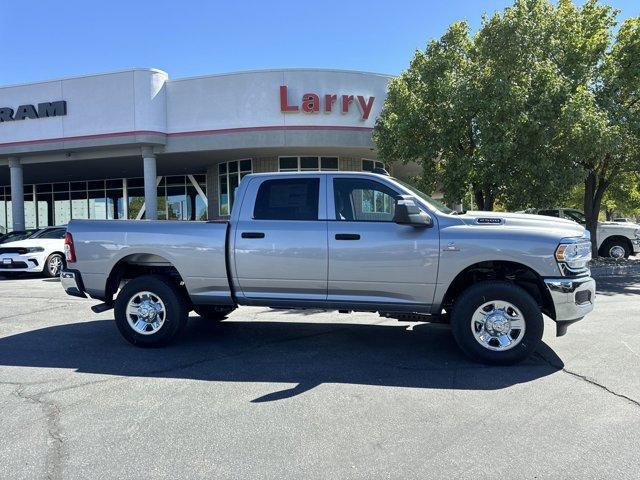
[91,302,114,314]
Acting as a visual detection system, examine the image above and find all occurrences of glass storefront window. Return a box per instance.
[54,192,71,226]
[128,188,145,220]
[166,183,186,220]
[88,190,107,219]
[71,191,88,219]
[0,189,6,234]
[278,156,339,172]
[106,189,124,219]
[1,173,207,228]
[219,160,251,216]
[362,159,386,172]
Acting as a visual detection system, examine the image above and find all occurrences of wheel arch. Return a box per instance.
[598,235,633,257]
[105,253,188,304]
[439,260,555,321]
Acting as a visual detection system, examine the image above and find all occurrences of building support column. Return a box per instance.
[142,147,157,220]
[8,157,25,231]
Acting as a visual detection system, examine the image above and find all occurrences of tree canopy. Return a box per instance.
[374,0,640,253]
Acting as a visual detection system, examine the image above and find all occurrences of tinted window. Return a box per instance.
[254,179,319,220]
[538,209,560,218]
[333,178,397,222]
[37,228,66,239]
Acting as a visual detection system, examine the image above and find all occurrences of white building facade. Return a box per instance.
[0,68,417,232]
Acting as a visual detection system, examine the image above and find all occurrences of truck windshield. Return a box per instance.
[393,178,453,214]
[564,210,586,224]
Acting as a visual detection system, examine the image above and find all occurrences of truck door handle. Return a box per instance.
[335,233,360,240]
[241,232,265,239]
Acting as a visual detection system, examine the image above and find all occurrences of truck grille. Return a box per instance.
[0,247,28,255]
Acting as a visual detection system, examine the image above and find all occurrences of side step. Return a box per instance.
[379,311,448,323]
[91,302,114,314]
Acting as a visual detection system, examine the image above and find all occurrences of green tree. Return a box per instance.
[374,0,640,254]
[556,16,640,252]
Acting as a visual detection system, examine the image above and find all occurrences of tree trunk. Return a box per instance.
[473,187,485,211]
[472,185,495,211]
[483,187,495,211]
[583,171,608,257]
[605,209,613,221]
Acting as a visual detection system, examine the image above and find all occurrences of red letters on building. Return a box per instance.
[302,93,320,113]
[280,86,374,120]
[356,95,375,120]
[324,94,337,113]
[341,95,354,114]
[279,85,299,112]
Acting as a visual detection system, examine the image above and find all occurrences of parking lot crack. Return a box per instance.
[13,385,65,480]
[534,353,640,408]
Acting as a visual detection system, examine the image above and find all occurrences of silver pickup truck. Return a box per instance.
[61,171,596,365]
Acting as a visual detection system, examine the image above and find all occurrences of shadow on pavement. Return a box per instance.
[0,316,564,402]
[595,274,640,297]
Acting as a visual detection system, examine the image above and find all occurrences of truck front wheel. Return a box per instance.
[600,238,630,259]
[114,275,188,347]
[450,281,544,365]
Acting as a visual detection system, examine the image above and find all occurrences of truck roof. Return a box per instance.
[244,171,389,178]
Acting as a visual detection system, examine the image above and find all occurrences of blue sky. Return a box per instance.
[0,0,637,85]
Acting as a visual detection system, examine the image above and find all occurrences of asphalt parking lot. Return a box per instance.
[0,274,638,479]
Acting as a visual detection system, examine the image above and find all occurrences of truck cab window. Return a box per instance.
[333,178,397,222]
[253,178,320,220]
[538,209,560,218]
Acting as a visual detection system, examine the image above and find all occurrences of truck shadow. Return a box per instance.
[0,318,564,402]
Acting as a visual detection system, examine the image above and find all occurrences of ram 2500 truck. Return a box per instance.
[61,171,596,364]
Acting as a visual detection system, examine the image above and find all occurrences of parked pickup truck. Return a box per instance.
[61,171,596,364]
[519,208,640,259]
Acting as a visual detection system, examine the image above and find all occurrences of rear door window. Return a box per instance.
[253,178,320,221]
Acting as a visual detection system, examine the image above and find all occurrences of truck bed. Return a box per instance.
[68,219,233,305]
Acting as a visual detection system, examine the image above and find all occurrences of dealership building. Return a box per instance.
[0,68,417,233]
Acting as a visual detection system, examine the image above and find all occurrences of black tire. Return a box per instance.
[600,238,630,259]
[450,281,544,365]
[44,253,65,278]
[192,305,235,321]
[114,275,188,347]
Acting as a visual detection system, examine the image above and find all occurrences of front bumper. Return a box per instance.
[0,253,45,273]
[632,238,640,254]
[545,275,595,325]
[60,269,87,298]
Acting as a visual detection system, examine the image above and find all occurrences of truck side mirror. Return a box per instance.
[393,196,432,227]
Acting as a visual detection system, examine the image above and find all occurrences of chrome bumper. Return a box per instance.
[60,269,87,298]
[544,276,595,322]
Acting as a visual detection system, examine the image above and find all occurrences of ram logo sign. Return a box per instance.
[0,101,67,123]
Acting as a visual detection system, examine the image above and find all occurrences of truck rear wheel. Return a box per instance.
[450,281,543,365]
[192,305,235,321]
[114,275,188,347]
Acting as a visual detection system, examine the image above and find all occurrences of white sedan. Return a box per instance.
[0,226,67,277]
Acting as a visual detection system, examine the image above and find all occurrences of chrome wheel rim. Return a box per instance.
[471,300,526,352]
[48,256,63,276]
[126,291,166,335]
[609,245,625,259]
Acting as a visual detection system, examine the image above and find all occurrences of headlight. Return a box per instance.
[555,239,592,270]
[25,247,44,253]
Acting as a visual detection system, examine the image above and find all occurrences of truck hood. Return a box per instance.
[599,221,640,233]
[459,211,587,237]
